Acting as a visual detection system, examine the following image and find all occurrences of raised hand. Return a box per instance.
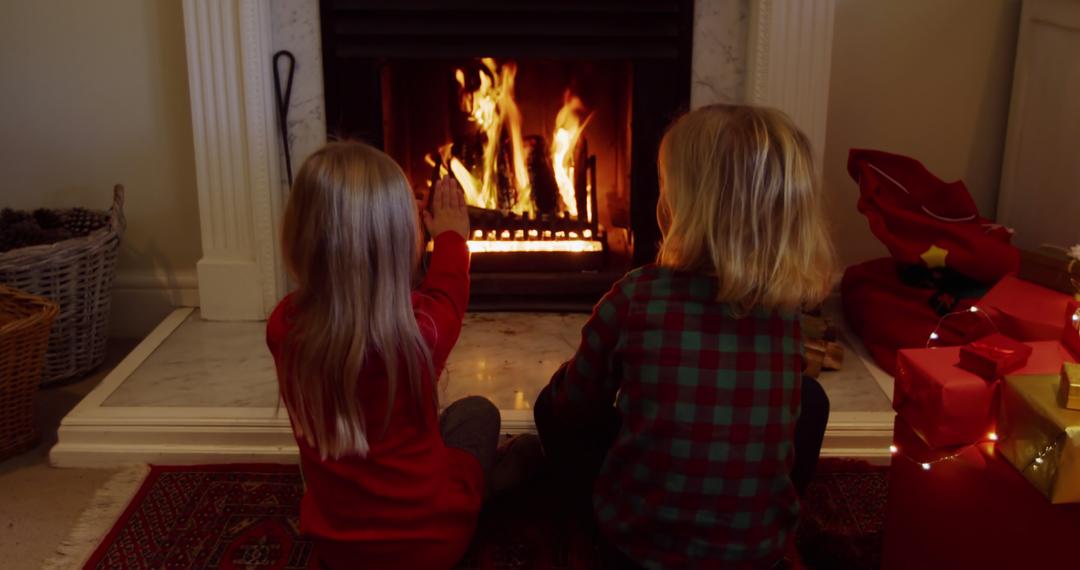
[423,178,470,240]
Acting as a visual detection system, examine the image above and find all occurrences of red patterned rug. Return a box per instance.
[82,459,887,569]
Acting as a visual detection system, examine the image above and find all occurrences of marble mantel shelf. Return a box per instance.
[51,306,894,468]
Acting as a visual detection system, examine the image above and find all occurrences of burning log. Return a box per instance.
[524,135,559,215]
[574,138,589,223]
[497,135,519,210]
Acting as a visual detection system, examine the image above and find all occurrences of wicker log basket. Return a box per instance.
[0,285,59,460]
[0,186,125,385]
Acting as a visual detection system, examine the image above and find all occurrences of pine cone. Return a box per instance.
[6,219,48,249]
[0,208,30,229]
[33,208,65,230]
[43,227,75,244]
[61,207,108,236]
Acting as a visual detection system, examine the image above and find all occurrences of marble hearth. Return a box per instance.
[51,300,895,467]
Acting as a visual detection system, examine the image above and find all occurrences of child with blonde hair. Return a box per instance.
[267,142,498,569]
[534,105,835,569]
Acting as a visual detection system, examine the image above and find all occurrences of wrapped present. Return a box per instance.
[998,374,1080,503]
[976,275,1074,341]
[958,333,1032,381]
[1023,340,1080,374]
[883,417,1080,570]
[1018,247,1080,298]
[1062,363,1080,411]
[894,346,998,448]
[1065,301,1080,359]
[894,342,1077,449]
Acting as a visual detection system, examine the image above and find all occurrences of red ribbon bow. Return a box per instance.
[968,340,1016,359]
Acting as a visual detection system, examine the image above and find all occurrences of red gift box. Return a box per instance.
[977,275,1074,341]
[1023,339,1080,374]
[958,333,1033,380]
[1065,301,1080,359]
[894,346,998,448]
[883,417,1080,570]
[894,341,1077,449]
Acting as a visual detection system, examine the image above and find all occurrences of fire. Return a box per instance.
[551,93,592,218]
[433,58,604,255]
[445,58,592,219]
[450,58,531,213]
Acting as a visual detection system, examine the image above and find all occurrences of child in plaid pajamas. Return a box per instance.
[534,105,836,569]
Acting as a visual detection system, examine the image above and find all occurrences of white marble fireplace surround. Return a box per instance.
[51,0,888,467]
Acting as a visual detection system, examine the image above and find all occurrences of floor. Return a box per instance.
[3,306,894,565]
[0,341,135,570]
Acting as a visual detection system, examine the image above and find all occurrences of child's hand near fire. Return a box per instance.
[423,178,470,240]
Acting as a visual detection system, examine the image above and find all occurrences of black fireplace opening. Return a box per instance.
[320,1,693,308]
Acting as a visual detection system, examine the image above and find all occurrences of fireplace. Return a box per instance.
[320,0,693,308]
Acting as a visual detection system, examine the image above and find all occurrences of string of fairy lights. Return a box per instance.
[889,430,1062,474]
[888,433,996,472]
[924,305,1000,348]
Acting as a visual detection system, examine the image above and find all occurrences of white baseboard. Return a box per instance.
[109,269,199,339]
[197,258,266,321]
[51,409,894,467]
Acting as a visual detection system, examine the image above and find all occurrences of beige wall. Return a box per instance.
[823,0,1021,265]
[0,0,200,336]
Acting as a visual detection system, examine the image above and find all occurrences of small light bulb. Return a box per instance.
[969,306,979,313]
[889,444,899,454]
[929,332,940,341]
[1035,457,1044,464]
[988,432,999,442]
[921,462,931,471]
[1073,313,1079,323]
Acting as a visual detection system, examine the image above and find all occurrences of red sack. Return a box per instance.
[841,258,992,374]
[848,149,1019,283]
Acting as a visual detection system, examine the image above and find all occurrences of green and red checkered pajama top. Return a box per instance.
[549,265,803,569]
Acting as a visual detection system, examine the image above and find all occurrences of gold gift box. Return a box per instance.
[1063,363,1080,411]
[998,375,1080,504]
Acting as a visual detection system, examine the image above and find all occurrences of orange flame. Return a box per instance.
[448,59,592,221]
[452,59,532,213]
[551,92,592,218]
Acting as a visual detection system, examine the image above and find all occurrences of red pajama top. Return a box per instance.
[266,233,474,570]
[549,266,803,569]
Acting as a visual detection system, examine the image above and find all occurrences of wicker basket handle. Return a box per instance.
[110,184,127,235]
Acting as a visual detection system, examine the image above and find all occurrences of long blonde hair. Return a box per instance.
[280,141,433,459]
[657,105,835,311]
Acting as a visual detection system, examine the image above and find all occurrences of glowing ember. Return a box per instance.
[428,240,603,253]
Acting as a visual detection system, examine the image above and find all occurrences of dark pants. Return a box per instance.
[440,395,501,481]
[533,376,830,568]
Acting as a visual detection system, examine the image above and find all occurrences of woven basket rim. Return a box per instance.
[0,185,125,266]
[0,285,60,335]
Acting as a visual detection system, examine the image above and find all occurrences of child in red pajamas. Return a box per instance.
[267,142,496,570]
[535,105,836,569]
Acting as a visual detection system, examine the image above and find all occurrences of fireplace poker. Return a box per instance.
[273,50,296,185]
